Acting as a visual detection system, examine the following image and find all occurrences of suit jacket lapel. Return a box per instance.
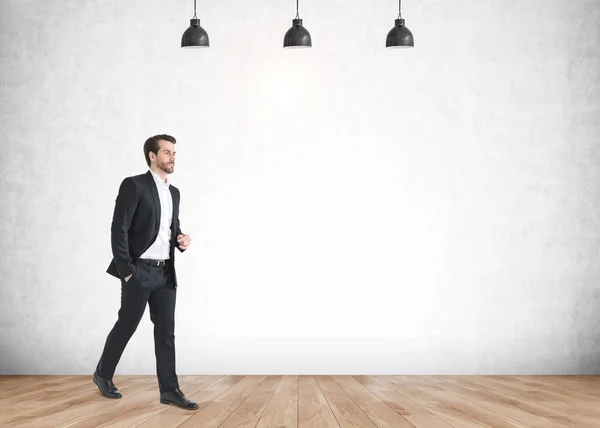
[169,186,177,239]
[146,171,161,230]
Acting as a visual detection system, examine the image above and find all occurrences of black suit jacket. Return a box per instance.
[106,171,184,286]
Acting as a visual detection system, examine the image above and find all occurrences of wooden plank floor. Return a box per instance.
[1,375,599,427]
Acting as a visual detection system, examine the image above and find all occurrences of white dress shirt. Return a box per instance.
[140,169,173,260]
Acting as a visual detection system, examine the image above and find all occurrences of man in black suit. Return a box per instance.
[93,134,198,410]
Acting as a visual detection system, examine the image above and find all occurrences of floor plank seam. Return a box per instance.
[313,376,342,428]
[375,376,460,428]
[212,376,267,428]
[252,375,282,428]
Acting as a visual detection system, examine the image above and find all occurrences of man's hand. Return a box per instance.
[177,234,191,250]
[124,274,132,282]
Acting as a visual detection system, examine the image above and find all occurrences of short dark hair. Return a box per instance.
[143,134,176,167]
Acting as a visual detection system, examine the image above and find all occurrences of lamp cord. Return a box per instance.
[295,0,300,19]
[397,0,402,19]
[193,0,197,19]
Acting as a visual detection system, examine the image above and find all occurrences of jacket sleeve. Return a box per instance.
[176,216,186,253]
[111,177,138,278]
[175,188,186,253]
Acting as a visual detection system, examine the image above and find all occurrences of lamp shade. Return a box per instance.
[284,19,311,48]
[181,18,209,48]
[386,18,413,48]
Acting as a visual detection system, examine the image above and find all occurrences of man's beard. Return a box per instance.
[158,161,174,174]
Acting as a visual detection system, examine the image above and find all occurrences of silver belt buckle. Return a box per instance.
[156,260,161,267]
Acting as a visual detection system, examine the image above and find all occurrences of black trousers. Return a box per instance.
[96,260,179,393]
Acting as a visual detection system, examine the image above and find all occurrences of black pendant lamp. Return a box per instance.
[181,0,209,48]
[386,0,414,48]
[283,0,312,48]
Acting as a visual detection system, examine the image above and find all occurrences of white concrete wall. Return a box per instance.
[1,0,599,375]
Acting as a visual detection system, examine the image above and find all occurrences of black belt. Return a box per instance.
[138,259,168,267]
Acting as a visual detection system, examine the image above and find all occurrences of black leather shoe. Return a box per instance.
[93,371,122,399]
[160,388,198,410]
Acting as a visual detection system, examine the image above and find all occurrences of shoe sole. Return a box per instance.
[93,375,122,399]
[160,398,198,410]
